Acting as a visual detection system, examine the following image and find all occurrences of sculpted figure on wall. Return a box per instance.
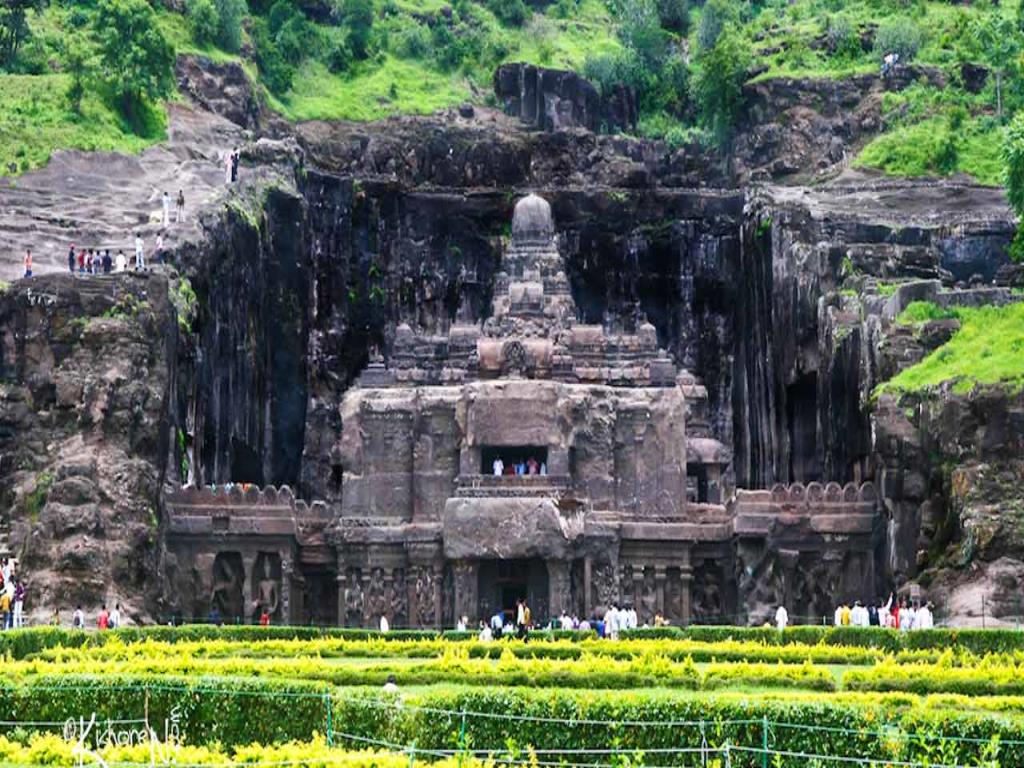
[210,552,244,620]
[414,567,437,627]
[343,568,364,626]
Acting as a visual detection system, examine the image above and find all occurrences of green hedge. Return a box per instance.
[0,626,439,659]
[335,687,1024,767]
[621,625,1024,654]
[0,674,329,747]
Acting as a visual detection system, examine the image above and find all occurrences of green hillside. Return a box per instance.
[1,0,1022,183]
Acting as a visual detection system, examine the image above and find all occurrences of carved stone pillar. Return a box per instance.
[335,555,347,628]
[242,553,256,624]
[680,548,693,626]
[433,564,443,628]
[583,556,592,617]
[779,549,800,613]
[281,556,293,625]
[453,560,477,624]
[632,565,644,611]
[654,565,667,617]
[547,560,571,618]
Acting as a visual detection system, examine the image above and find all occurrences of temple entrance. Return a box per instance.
[480,446,548,475]
[477,559,549,622]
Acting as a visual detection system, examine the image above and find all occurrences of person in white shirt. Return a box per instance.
[605,604,620,639]
[116,250,127,273]
[456,615,467,632]
[109,603,122,629]
[560,613,573,631]
[161,192,171,227]
[627,606,638,630]
[134,233,145,270]
[492,457,504,476]
[915,602,934,630]
[379,615,389,633]
[901,604,916,632]
[851,601,868,627]
[775,605,789,631]
[478,622,493,642]
[72,606,85,629]
[834,605,844,627]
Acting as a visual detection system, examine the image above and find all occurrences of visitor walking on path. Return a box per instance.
[97,604,110,630]
[176,190,186,223]
[134,233,145,270]
[72,605,84,629]
[109,603,121,629]
[23,249,32,278]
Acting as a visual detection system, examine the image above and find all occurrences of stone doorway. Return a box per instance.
[478,559,549,623]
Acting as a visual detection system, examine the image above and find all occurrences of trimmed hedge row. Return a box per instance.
[624,625,1024,655]
[337,687,1024,767]
[0,674,330,747]
[0,626,598,659]
[4,674,1024,765]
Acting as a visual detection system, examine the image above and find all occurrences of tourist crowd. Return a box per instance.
[445,601,670,642]
[491,457,548,476]
[0,558,24,630]
[774,593,935,631]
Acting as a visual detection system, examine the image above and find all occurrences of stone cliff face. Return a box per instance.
[0,275,176,620]
[1,59,1019,622]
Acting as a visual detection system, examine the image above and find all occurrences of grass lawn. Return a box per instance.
[877,302,1024,395]
[0,75,165,176]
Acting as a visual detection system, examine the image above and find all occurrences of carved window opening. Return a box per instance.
[480,446,549,475]
[686,463,708,503]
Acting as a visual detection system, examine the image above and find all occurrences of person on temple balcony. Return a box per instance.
[540,462,547,476]
[493,457,504,476]
[527,457,539,475]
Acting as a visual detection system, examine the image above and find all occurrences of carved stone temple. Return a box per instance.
[166,194,880,627]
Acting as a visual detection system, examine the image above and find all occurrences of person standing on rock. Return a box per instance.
[77,248,85,273]
[23,248,32,278]
[102,250,112,274]
[176,190,185,223]
[155,231,165,264]
[134,233,145,270]
[162,191,172,227]
[231,147,240,183]
[68,244,76,274]
[225,150,233,184]
[116,250,127,273]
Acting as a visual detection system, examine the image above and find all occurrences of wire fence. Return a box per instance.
[0,683,1015,768]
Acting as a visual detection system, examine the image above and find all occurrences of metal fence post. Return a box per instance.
[762,716,768,768]
[325,692,334,746]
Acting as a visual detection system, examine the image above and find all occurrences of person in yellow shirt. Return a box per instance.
[0,591,10,630]
[840,603,852,626]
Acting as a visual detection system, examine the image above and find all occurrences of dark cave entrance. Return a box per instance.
[786,373,820,482]
[477,559,549,623]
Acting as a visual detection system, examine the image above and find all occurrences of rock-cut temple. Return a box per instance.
[167,194,880,627]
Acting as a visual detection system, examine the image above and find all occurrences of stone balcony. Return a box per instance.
[455,473,572,498]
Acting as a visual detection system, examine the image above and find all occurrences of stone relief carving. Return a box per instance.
[414,567,437,627]
[392,568,409,626]
[343,568,364,626]
[210,552,244,620]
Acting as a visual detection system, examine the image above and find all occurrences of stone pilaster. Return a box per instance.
[242,553,256,624]
[546,559,571,617]
[453,560,478,624]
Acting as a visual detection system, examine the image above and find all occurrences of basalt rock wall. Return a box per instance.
[0,275,177,621]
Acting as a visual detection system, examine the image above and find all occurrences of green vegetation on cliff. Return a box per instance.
[879,302,1024,395]
[1,0,1023,183]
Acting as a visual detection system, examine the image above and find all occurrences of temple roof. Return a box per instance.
[512,193,555,244]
